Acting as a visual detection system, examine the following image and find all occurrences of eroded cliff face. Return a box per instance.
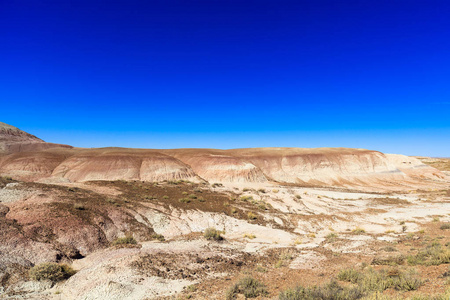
[0,122,447,188]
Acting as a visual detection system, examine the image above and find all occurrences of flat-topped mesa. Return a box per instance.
[0,122,72,154]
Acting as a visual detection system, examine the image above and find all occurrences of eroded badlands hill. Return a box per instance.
[0,122,72,155]
[0,122,447,191]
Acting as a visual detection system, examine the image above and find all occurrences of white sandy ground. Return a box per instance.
[2,180,450,299]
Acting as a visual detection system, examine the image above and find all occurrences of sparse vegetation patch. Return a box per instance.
[407,242,450,266]
[352,227,366,234]
[73,203,86,210]
[204,227,223,241]
[247,212,257,220]
[337,267,422,293]
[29,263,76,282]
[372,255,405,266]
[226,276,268,299]
[279,280,364,300]
[325,233,338,242]
[152,234,165,241]
[243,233,256,239]
[112,236,137,245]
[440,223,450,230]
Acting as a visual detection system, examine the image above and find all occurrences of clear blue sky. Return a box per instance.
[1,1,449,156]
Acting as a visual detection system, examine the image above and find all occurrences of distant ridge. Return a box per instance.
[0,122,447,191]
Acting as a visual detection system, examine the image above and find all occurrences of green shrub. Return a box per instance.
[407,242,450,266]
[204,227,223,241]
[440,223,450,230]
[279,280,364,300]
[152,234,165,241]
[326,233,338,242]
[352,227,366,234]
[226,277,268,299]
[275,251,295,268]
[186,284,197,292]
[247,212,257,220]
[29,263,76,282]
[255,265,267,273]
[179,198,191,203]
[257,202,269,210]
[112,236,137,245]
[383,246,397,252]
[371,255,405,266]
[337,267,422,292]
[406,232,415,240]
[243,233,256,239]
[337,268,361,284]
[275,259,285,268]
[73,203,86,210]
[240,195,253,201]
[394,273,422,291]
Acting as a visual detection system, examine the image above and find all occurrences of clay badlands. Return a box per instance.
[1,121,450,299]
